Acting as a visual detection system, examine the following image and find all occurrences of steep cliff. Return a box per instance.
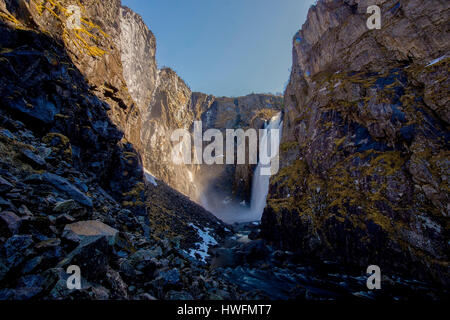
[0,0,283,203]
[141,68,198,198]
[261,0,449,285]
[0,0,238,300]
[192,93,283,210]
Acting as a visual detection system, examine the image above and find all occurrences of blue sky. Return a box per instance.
[122,0,315,97]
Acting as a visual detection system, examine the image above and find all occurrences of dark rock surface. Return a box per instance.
[0,1,234,300]
[0,0,448,301]
[261,0,449,287]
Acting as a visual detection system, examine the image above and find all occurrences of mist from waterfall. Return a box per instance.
[200,112,283,224]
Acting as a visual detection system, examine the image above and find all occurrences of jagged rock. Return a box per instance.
[63,221,119,245]
[57,236,111,282]
[165,290,194,300]
[35,238,61,250]
[0,211,21,236]
[53,200,80,213]
[41,173,93,208]
[137,293,157,300]
[20,149,46,168]
[0,176,13,193]
[261,0,450,286]
[127,249,160,274]
[237,240,270,264]
[18,205,32,217]
[2,235,34,272]
[0,287,43,300]
[105,267,128,299]
[155,268,181,286]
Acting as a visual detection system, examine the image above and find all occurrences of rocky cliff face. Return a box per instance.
[261,0,449,285]
[141,68,198,198]
[192,93,283,209]
[0,0,240,300]
[0,0,283,203]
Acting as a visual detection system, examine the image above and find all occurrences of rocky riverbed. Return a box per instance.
[210,222,448,301]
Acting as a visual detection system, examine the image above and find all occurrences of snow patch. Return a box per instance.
[187,223,218,262]
[144,169,158,186]
[426,55,447,67]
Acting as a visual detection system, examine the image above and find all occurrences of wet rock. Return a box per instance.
[238,240,270,264]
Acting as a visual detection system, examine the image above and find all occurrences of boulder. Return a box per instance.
[0,176,13,193]
[57,236,111,282]
[20,149,46,168]
[53,200,80,213]
[0,211,21,236]
[41,173,93,207]
[155,268,180,286]
[63,220,119,245]
[2,235,34,271]
[165,290,194,300]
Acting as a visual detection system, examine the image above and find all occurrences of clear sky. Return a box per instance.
[121,0,316,97]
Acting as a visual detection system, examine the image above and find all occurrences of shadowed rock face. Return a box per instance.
[261,0,449,286]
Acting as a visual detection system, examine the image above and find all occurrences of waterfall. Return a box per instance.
[248,112,283,221]
[199,112,283,224]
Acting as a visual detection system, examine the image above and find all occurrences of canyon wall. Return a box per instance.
[192,93,283,210]
[1,0,282,202]
[0,0,239,299]
[261,0,449,285]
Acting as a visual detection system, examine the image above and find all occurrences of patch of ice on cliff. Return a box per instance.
[144,169,158,186]
[426,55,447,67]
[187,223,218,262]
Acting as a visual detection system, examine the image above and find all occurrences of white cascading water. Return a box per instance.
[248,112,283,221]
[201,112,283,224]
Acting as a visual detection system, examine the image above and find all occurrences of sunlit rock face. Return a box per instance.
[0,0,282,202]
[261,0,450,285]
[4,0,143,157]
[119,6,158,116]
[141,68,198,199]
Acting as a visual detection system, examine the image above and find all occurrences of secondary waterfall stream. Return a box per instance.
[201,112,283,224]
